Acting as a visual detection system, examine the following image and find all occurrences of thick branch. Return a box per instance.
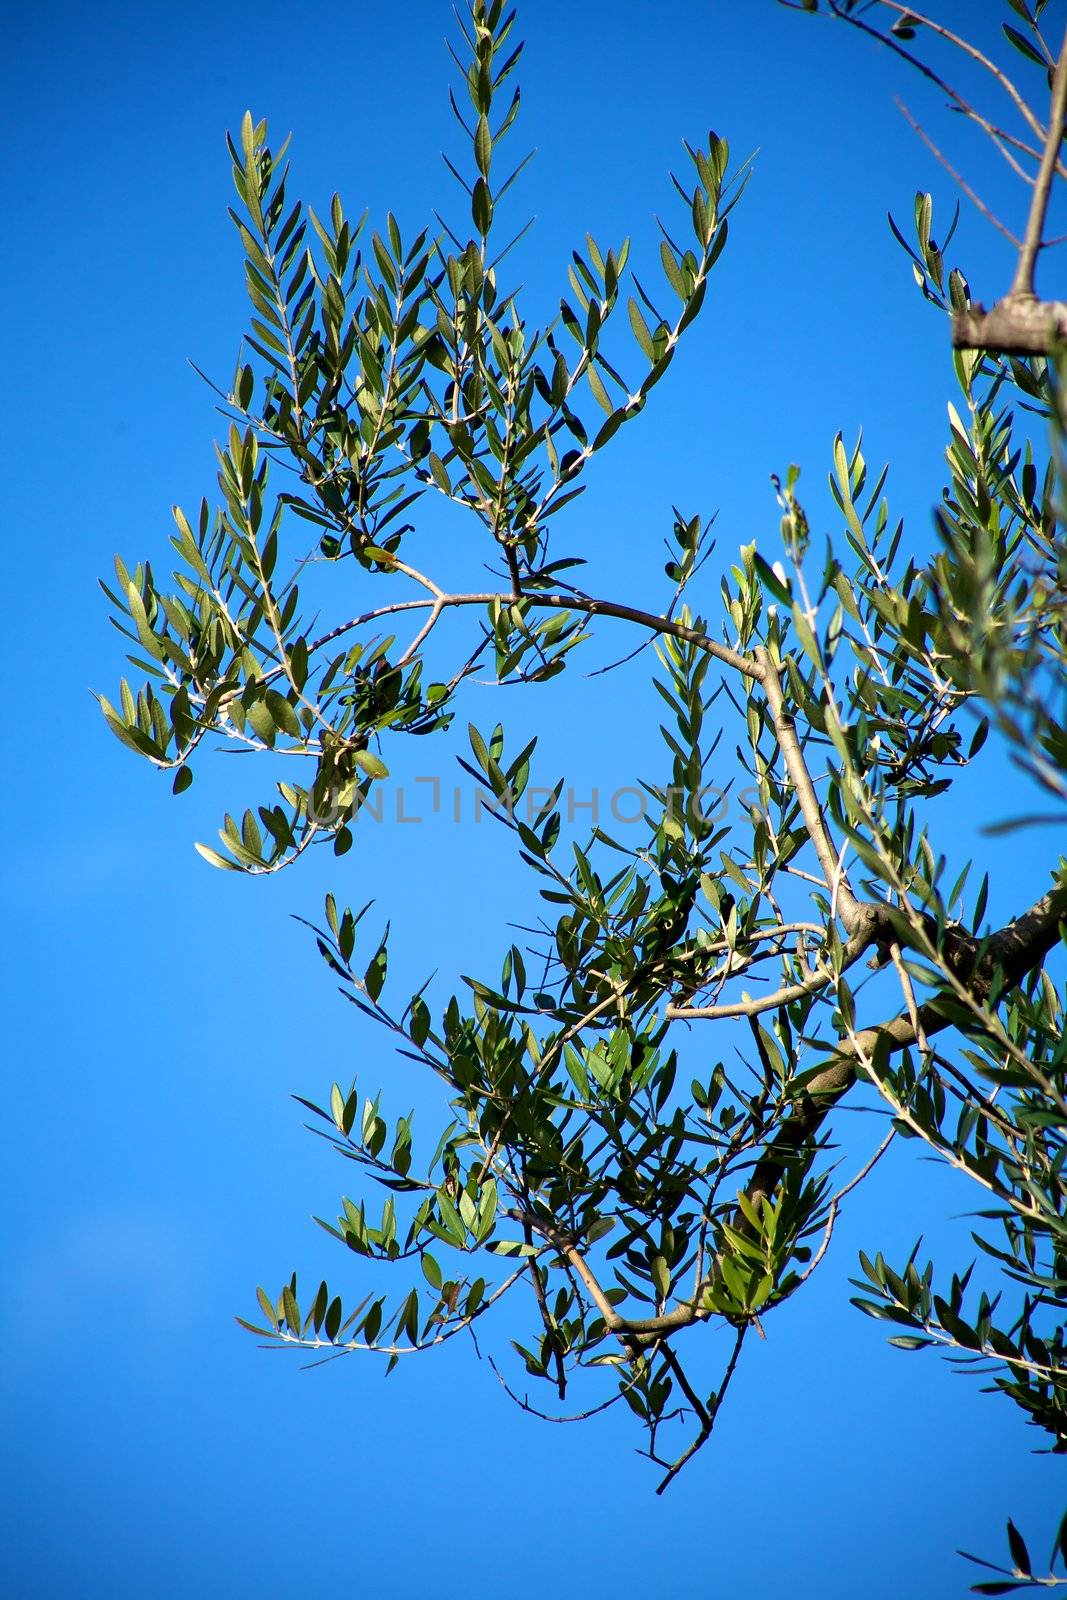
[743,881,1067,1212]
[952,296,1067,354]
[615,881,1067,1345]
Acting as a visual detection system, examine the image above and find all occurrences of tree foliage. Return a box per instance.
[101,1,1067,1587]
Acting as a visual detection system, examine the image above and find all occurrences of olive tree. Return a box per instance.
[100,1,1067,1587]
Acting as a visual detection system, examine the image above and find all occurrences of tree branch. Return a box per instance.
[954,23,1067,353]
[610,880,1067,1346]
[1011,23,1067,298]
[665,924,873,1020]
[756,646,860,926]
[306,587,763,683]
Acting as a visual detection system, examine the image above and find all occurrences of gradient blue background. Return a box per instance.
[3,2,1063,1596]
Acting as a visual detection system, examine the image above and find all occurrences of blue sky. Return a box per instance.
[3,2,1063,1596]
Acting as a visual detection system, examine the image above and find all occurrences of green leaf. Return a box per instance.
[354,748,389,779]
[265,689,301,738]
[282,1284,301,1333]
[790,603,822,668]
[126,582,165,661]
[1002,24,1046,67]
[592,407,628,451]
[435,1190,466,1246]
[409,996,431,1047]
[472,177,493,236]
[256,1286,279,1328]
[194,841,239,871]
[247,697,277,747]
[330,1082,346,1130]
[628,297,656,359]
[752,551,792,605]
[1005,1521,1031,1577]
[427,453,451,495]
[474,114,492,176]
[660,241,686,298]
[587,365,612,413]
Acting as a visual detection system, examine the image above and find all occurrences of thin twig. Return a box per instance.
[896,97,1021,247]
[830,1,1046,147]
[1011,22,1067,296]
[654,1327,747,1495]
[486,1352,645,1422]
[305,588,762,682]
[790,1121,899,1293]
[666,925,873,1020]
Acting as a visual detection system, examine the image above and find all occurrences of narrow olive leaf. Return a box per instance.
[427,453,451,494]
[265,690,301,737]
[790,603,822,668]
[409,996,431,1046]
[194,842,240,870]
[587,365,613,413]
[592,409,628,451]
[330,1083,346,1130]
[282,1284,301,1333]
[660,241,686,298]
[474,113,492,176]
[1002,23,1046,67]
[421,1253,443,1290]
[627,296,656,359]
[98,697,160,758]
[1005,1522,1031,1578]
[246,698,277,747]
[126,582,166,661]
[354,749,389,779]
[256,1286,279,1327]
[472,177,493,235]
[752,552,792,605]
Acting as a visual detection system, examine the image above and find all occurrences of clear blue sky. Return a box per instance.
[3,2,1062,1596]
